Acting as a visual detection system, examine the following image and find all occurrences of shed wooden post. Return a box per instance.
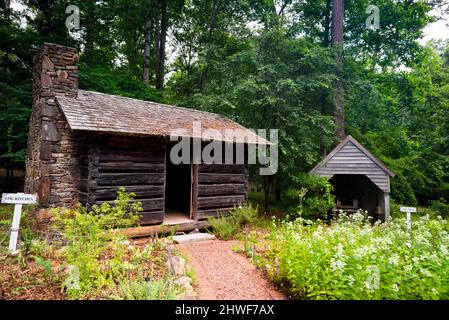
[384,192,390,222]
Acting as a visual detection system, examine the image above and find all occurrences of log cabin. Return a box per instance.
[310,135,395,222]
[25,43,268,233]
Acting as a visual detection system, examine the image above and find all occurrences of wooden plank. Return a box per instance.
[93,185,164,200]
[98,149,164,163]
[138,211,165,225]
[138,198,164,211]
[96,172,164,186]
[317,170,387,175]
[96,198,164,211]
[324,165,381,171]
[198,173,246,184]
[98,162,164,172]
[197,207,233,220]
[330,159,373,163]
[198,195,245,209]
[101,135,164,150]
[197,183,246,196]
[198,164,246,174]
[122,220,210,238]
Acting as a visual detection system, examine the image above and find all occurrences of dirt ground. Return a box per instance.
[178,240,286,300]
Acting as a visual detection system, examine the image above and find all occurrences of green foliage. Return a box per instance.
[79,66,164,103]
[1,0,447,214]
[53,188,142,298]
[284,173,335,220]
[208,204,258,240]
[265,214,449,299]
[110,277,182,300]
[430,199,449,219]
[33,255,54,283]
[207,215,239,240]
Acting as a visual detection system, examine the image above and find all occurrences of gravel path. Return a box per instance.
[178,240,286,300]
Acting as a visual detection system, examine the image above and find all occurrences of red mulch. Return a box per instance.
[0,258,67,300]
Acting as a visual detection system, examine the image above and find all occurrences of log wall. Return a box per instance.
[80,137,250,225]
[80,134,166,225]
[196,163,248,220]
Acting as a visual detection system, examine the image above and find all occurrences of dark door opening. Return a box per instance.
[164,145,192,222]
[329,174,381,218]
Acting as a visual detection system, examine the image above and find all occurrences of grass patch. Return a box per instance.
[207,204,258,240]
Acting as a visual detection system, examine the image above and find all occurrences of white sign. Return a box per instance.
[2,193,37,205]
[1,193,37,255]
[400,206,416,231]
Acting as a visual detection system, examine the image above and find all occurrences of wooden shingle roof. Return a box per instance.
[310,135,394,192]
[55,90,268,144]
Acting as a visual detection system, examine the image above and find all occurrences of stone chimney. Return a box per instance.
[25,43,80,209]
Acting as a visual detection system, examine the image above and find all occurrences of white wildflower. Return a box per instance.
[330,259,346,273]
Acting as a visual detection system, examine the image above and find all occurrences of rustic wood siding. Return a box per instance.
[314,141,390,192]
[196,163,248,220]
[80,135,166,225]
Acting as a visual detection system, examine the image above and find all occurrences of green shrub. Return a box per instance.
[110,277,182,300]
[264,213,449,299]
[284,173,335,220]
[54,187,142,298]
[208,204,258,240]
[33,255,55,283]
[208,215,239,240]
[430,199,449,218]
[231,203,258,225]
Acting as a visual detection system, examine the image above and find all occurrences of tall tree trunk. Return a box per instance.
[85,0,95,64]
[263,175,270,215]
[323,0,332,47]
[331,0,345,142]
[320,90,329,157]
[274,177,282,201]
[4,0,10,21]
[143,17,152,86]
[199,0,219,94]
[6,159,11,191]
[155,11,161,72]
[155,0,168,91]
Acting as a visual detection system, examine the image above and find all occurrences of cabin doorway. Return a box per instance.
[164,145,192,225]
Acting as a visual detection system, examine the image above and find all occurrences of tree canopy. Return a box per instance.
[0,0,448,208]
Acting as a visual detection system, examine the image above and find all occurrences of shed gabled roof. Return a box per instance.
[55,90,268,144]
[310,135,394,192]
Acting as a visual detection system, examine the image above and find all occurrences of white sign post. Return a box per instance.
[1,193,37,255]
[400,206,417,231]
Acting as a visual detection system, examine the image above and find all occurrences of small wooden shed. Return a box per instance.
[25,43,267,232]
[310,135,395,221]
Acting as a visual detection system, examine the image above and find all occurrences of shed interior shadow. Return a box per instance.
[329,174,382,218]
